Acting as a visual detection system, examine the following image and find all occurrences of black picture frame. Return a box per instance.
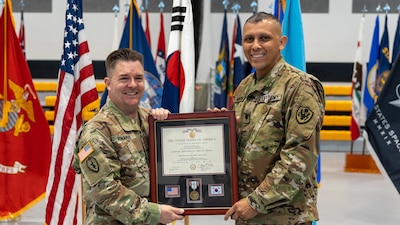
[148,111,238,215]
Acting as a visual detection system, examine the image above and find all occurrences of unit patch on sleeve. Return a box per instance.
[78,142,94,162]
[86,156,99,172]
[296,106,314,124]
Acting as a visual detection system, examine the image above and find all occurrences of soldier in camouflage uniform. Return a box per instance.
[222,12,325,225]
[72,48,184,225]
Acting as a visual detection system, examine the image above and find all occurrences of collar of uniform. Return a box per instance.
[253,57,285,81]
[251,58,286,92]
[107,101,142,132]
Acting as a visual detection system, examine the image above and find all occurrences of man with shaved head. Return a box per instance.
[223,12,325,225]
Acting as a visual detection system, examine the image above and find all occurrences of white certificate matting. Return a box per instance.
[161,124,225,176]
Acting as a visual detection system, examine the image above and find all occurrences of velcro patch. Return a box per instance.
[86,156,99,172]
[78,143,94,162]
[296,106,314,124]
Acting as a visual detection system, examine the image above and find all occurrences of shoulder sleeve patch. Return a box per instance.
[78,142,94,162]
[288,84,322,140]
[81,153,112,186]
[296,106,314,124]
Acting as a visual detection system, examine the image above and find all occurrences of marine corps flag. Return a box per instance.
[364,51,400,195]
[0,0,51,219]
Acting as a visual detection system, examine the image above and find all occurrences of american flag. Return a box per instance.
[44,0,98,224]
[167,186,179,196]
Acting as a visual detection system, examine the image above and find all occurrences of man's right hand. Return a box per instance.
[207,107,228,112]
[158,204,185,224]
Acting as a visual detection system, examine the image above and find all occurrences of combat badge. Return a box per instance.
[296,106,313,124]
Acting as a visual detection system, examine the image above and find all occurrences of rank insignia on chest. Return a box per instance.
[296,106,314,124]
[261,94,270,103]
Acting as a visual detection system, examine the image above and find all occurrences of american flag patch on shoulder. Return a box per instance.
[78,143,94,162]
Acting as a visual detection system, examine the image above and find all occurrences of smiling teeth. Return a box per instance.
[252,54,264,58]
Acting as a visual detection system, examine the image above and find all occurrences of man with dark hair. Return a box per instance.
[221,12,325,225]
[73,48,185,224]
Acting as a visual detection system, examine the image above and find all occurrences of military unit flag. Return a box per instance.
[155,10,166,84]
[274,0,286,23]
[161,0,195,113]
[376,14,391,97]
[392,13,400,63]
[281,0,306,71]
[145,9,151,50]
[363,15,380,116]
[18,6,25,57]
[227,13,245,109]
[0,0,52,219]
[44,0,98,224]
[119,0,162,109]
[213,8,229,108]
[364,49,400,195]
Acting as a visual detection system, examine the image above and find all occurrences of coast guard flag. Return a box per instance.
[281,0,306,71]
[119,0,162,109]
[364,50,400,195]
[228,14,245,109]
[363,15,380,115]
[161,0,195,113]
[213,8,229,108]
[376,14,390,97]
[350,15,365,141]
[0,0,51,219]
[44,0,98,224]
[155,10,166,84]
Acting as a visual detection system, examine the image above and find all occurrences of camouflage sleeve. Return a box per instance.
[75,124,161,225]
[247,79,325,213]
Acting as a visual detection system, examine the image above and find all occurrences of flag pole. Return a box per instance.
[0,0,9,128]
[80,176,86,223]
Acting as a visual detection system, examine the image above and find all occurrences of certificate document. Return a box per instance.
[161,125,225,176]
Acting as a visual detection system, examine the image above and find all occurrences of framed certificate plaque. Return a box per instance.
[148,111,238,215]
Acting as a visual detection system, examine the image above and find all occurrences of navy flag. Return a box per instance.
[364,50,400,195]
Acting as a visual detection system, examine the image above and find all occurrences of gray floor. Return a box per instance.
[2,151,400,225]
